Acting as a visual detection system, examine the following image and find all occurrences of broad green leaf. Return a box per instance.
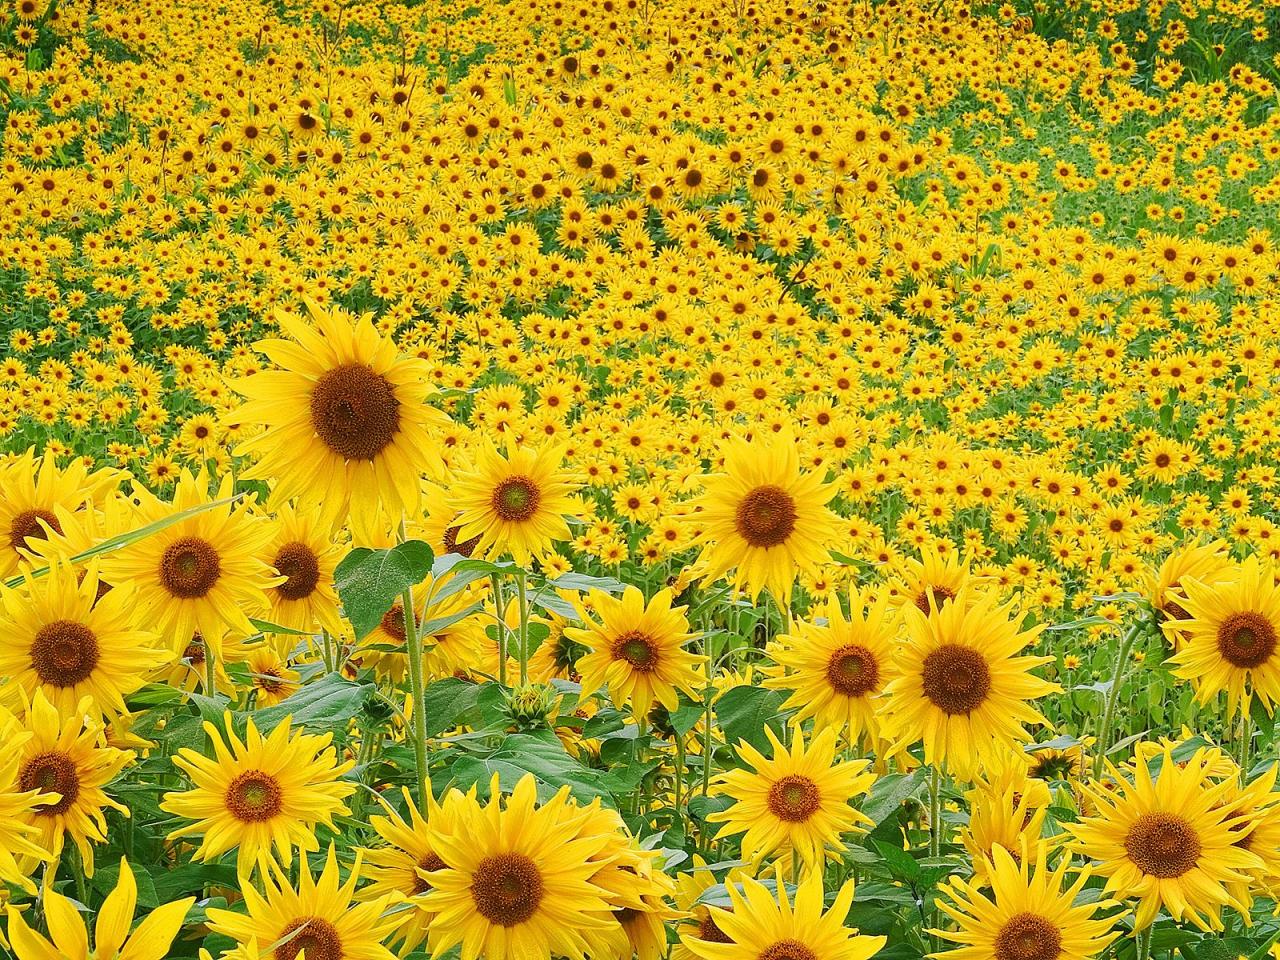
[714,685,789,752]
[335,541,434,640]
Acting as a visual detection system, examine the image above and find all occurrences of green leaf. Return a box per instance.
[446,732,609,805]
[714,685,789,752]
[335,541,435,640]
[251,673,371,732]
[871,839,921,881]
[421,677,485,738]
[860,769,926,827]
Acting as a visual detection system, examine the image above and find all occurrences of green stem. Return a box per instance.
[204,636,217,695]
[1135,924,1152,960]
[928,765,942,859]
[401,585,430,812]
[490,574,507,686]
[1237,705,1253,781]
[1093,621,1144,780]
[517,572,529,687]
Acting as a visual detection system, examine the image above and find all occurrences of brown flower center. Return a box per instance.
[9,508,61,551]
[20,751,80,815]
[921,644,991,715]
[760,940,818,960]
[766,774,821,822]
[826,644,880,696]
[491,477,541,522]
[380,603,418,643]
[275,917,343,960]
[470,853,544,926]
[159,536,222,598]
[443,523,482,557]
[734,484,797,548]
[310,363,401,461]
[1216,612,1277,668]
[1124,812,1201,878]
[31,620,99,686]
[914,584,956,614]
[225,771,284,822]
[697,913,734,943]
[273,541,321,601]
[412,852,446,895]
[994,913,1062,960]
[613,631,659,672]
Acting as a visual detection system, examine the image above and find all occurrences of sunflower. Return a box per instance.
[259,503,345,637]
[102,470,279,656]
[1068,746,1261,931]
[892,547,981,614]
[689,431,840,604]
[1147,539,1233,624]
[672,855,752,960]
[960,758,1053,886]
[680,869,885,960]
[14,690,132,878]
[230,300,450,532]
[0,449,120,580]
[0,563,169,720]
[880,586,1058,779]
[421,774,617,960]
[0,707,55,893]
[1215,764,1280,919]
[1164,557,1280,717]
[422,481,483,558]
[353,574,486,682]
[764,587,897,747]
[450,441,580,566]
[245,645,301,706]
[206,846,400,960]
[567,585,704,721]
[6,857,193,960]
[161,713,356,877]
[932,842,1120,960]
[710,725,876,869]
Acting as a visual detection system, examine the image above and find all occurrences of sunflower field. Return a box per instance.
[5,0,1280,957]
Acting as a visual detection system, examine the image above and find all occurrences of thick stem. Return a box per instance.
[1237,705,1253,781]
[1093,621,1144,780]
[928,765,942,859]
[402,585,430,812]
[1135,923,1152,960]
[490,574,507,686]
[204,636,217,695]
[516,572,529,687]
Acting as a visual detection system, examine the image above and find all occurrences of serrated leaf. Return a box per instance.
[335,541,434,640]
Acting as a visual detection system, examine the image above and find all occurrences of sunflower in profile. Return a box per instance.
[567,586,704,721]
[161,713,356,877]
[764,587,897,747]
[0,449,120,579]
[672,855,751,960]
[14,690,132,878]
[207,846,400,960]
[689,431,840,604]
[451,442,580,566]
[421,774,617,960]
[891,547,981,614]
[230,300,450,532]
[1215,764,1280,918]
[422,481,483,558]
[881,586,1058,779]
[1068,746,1260,931]
[1163,556,1280,717]
[680,869,884,960]
[710,725,876,869]
[0,563,169,720]
[102,470,279,655]
[932,843,1120,960]
[245,644,301,706]
[0,707,55,893]
[1147,538,1233,624]
[259,503,345,637]
[960,757,1053,886]
[6,856,194,960]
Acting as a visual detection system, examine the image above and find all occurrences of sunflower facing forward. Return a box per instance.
[230,300,451,532]
[689,431,840,604]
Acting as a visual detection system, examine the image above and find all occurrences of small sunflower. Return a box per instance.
[0,707,56,893]
[567,585,704,721]
[161,713,356,877]
[1147,539,1233,624]
[259,503,345,637]
[689,431,840,604]
[892,547,981,614]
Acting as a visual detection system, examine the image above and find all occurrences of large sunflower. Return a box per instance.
[421,774,617,960]
[102,470,279,655]
[161,713,356,877]
[880,586,1058,779]
[450,441,580,566]
[567,585,704,721]
[932,842,1120,960]
[1067,746,1260,931]
[230,300,450,532]
[689,431,840,604]
[1163,556,1280,717]
[680,870,885,960]
[0,449,120,580]
[0,563,169,720]
[764,587,898,747]
[207,846,400,960]
[710,725,876,869]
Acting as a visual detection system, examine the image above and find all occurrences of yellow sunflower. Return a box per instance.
[245,645,302,706]
[892,547,981,614]
[567,585,704,721]
[1164,556,1280,717]
[161,713,356,877]
[932,842,1121,960]
[259,503,345,637]
[959,757,1053,887]
[102,470,279,655]
[421,774,617,960]
[206,846,400,960]
[680,869,885,960]
[764,587,898,747]
[689,431,840,604]
[0,707,55,893]
[881,586,1058,779]
[710,724,876,869]
[0,563,169,720]
[1068,746,1261,931]
[1147,538,1233,624]
[14,690,132,878]
[6,857,193,960]
[451,441,580,566]
[230,300,451,532]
